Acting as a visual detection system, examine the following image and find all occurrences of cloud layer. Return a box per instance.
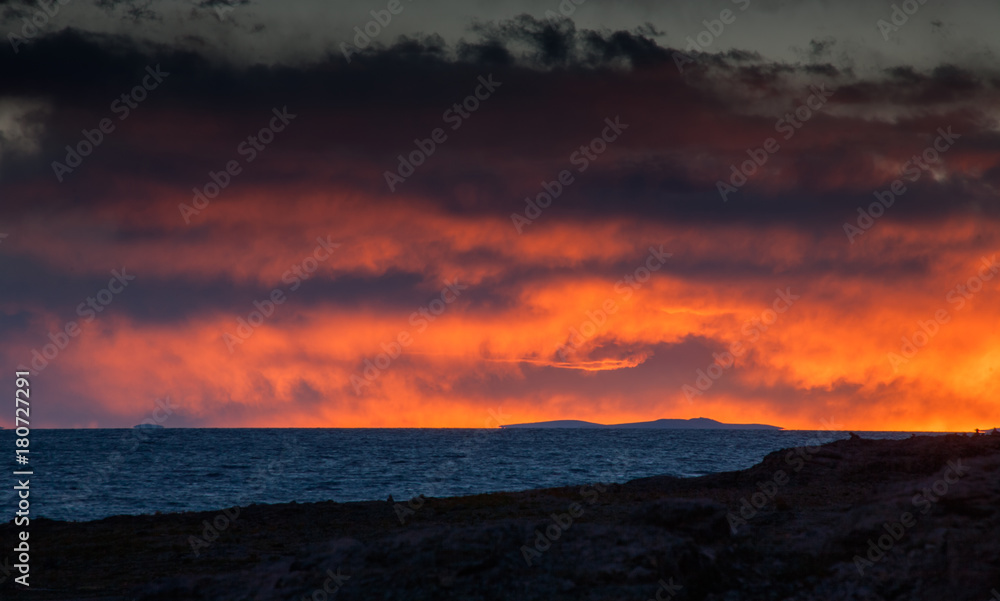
[1,6,999,429]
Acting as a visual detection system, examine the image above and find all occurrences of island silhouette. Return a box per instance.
[499,417,782,429]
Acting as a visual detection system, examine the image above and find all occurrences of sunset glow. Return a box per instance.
[2,8,998,431]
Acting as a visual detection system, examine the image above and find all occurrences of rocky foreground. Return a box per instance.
[3,433,1000,601]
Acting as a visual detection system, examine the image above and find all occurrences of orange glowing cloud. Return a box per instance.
[3,186,997,431]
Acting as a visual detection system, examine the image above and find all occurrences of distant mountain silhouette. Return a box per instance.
[499,417,782,430]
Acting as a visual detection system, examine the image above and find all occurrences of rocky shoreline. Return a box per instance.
[3,432,999,600]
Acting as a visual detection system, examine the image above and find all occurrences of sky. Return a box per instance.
[0,0,998,430]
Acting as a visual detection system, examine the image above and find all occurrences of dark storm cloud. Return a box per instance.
[0,250,446,327]
[1,15,998,329]
[433,339,713,405]
[4,19,997,234]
